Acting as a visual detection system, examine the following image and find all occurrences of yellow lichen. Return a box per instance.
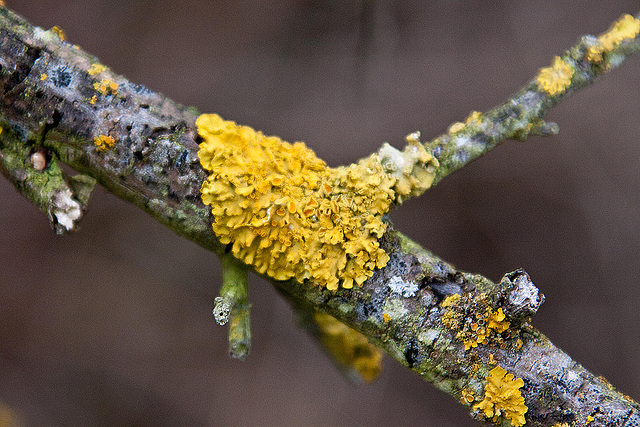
[88,63,108,76]
[463,307,510,350]
[94,134,115,151]
[586,415,595,423]
[588,14,640,62]
[474,365,527,426]
[382,313,391,323]
[93,78,118,96]
[442,293,461,308]
[600,14,640,50]
[51,25,66,41]
[461,388,476,405]
[39,73,47,81]
[552,424,570,427]
[198,113,428,290]
[441,293,512,351]
[314,312,382,382]
[448,121,466,134]
[536,56,574,96]
[465,111,483,125]
[89,95,97,105]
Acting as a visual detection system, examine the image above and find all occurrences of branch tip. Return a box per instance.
[216,254,251,359]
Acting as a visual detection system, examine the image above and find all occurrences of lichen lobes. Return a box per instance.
[474,365,527,426]
[536,56,574,96]
[588,14,640,62]
[197,114,433,290]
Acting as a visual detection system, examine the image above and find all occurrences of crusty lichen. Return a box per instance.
[314,312,382,382]
[94,134,115,151]
[588,14,640,62]
[441,293,512,351]
[473,365,527,426]
[197,114,438,290]
[93,78,118,96]
[50,25,66,41]
[536,56,574,96]
[87,63,108,76]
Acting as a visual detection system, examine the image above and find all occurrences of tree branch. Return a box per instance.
[1,6,639,426]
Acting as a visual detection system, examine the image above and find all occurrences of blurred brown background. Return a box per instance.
[2,1,640,425]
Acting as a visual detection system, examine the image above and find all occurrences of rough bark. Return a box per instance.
[1,6,639,426]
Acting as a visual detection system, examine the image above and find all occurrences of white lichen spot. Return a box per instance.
[455,135,472,148]
[418,329,441,345]
[383,299,409,320]
[52,188,81,231]
[379,142,406,173]
[30,151,47,170]
[388,276,419,297]
[213,296,231,325]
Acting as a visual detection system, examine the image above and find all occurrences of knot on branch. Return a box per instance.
[498,269,545,322]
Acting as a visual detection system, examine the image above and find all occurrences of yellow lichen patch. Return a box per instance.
[552,424,570,427]
[600,14,640,50]
[536,56,574,96]
[382,313,391,323]
[465,111,483,125]
[51,25,66,41]
[441,293,461,308]
[441,293,512,351]
[88,63,108,76]
[314,312,382,382]
[94,134,115,151]
[588,14,640,62]
[93,78,118,96]
[448,121,466,134]
[460,388,476,405]
[39,73,47,81]
[89,95,97,105]
[474,365,527,426]
[198,114,401,290]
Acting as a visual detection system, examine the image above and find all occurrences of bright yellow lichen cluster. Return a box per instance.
[474,366,527,426]
[441,294,511,351]
[314,312,382,382]
[588,14,640,62]
[460,388,476,405]
[88,63,108,76]
[536,56,574,96]
[447,111,484,134]
[94,134,115,151]
[197,114,402,290]
[93,78,118,96]
[51,25,66,41]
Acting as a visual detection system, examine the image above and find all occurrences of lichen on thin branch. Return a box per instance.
[1,5,640,425]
